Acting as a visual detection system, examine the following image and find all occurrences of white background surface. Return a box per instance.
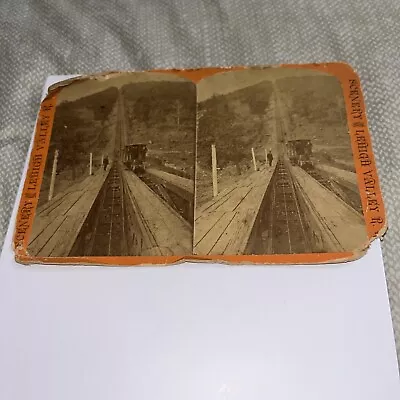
[0,77,398,400]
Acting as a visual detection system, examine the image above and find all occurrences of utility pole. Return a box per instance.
[48,149,59,202]
[251,147,257,171]
[176,100,181,132]
[89,152,93,175]
[211,144,218,197]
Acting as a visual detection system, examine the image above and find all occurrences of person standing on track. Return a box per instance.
[103,155,109,171]
[267,149,274,167]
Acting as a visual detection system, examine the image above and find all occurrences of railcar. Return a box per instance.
[123,143,148,175]
[286,139,313,169]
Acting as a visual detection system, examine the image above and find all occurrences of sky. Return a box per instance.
[196,67,332,102]
[55,71,191,104]
[54,67,333,105]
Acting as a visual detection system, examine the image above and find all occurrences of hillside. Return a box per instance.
[276,75,345,131]
[197,75,353,172]
[48,86,119,175]
[276,75,353,168]
[122,81,196,143]
[197,80,274,171]
[121,81,196,175]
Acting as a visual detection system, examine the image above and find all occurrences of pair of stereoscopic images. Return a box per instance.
[27,68,367,258]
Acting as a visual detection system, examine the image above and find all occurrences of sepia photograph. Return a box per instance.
[28,72,196,257]
[194,68,368,256]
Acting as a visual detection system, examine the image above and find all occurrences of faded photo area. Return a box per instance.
[194,68,367,256]
[28,72,195,258]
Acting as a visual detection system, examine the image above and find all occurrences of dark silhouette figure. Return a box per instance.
[267,150,273,167]
[103,155,109,171]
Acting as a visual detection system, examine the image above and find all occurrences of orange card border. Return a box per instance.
[13,62,386,266]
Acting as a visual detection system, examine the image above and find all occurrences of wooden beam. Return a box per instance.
[48,149,59,202]
[211,144,218,197]
[89,152,93,176]
[251,147,257,171]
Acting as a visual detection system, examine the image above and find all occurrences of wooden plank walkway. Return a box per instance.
[194,165,275,255]
[28,170,109,257]
[146,168,194,201]
[122,170,192,256]
[292,166,367,252]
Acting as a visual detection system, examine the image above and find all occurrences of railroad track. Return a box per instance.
[138,170,193,224]
[268,160,311,254]
[83,93,129,256]
[140,173,179,208]
[72,92,193,256]
[71,94,130,257]
[247,159,313,254]
[305,168,363,214]
[82,164,127,256]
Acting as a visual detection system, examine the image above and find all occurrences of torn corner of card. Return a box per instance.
[12,64,387,267]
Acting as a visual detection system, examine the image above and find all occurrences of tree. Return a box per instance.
[175,100,182,132]
[221,124,249,174]
[198,101,252,175]
[58,125,86,180]
[134,96,151,126]
[248,93,269,136]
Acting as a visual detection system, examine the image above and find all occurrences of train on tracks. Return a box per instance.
[286,139,314,169]
[123,143,148,175]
